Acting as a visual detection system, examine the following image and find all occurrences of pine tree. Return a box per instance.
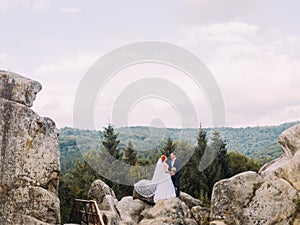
[160,137,176,156]
[124,141,138,166]
[205,130,228,197]
[181,126,209,200]
[102,123,121,160]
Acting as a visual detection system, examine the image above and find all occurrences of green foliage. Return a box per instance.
[124,141,138,166]
[59,127,101,173]
[59,158,98,223]
[204,130,227,197]
[226,151,261,177]
[59,122,298,171]
[102,123,122,160]
[58,122,298,221]
[181,127,209,205]
[160,137,177,156]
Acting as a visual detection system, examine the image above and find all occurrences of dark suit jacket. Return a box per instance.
[169,158,182,181]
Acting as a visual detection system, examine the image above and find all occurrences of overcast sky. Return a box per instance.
[1,0,300,129]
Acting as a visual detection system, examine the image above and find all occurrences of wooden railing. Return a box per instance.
[68,199,105,225]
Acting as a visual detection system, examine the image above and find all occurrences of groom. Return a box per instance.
[169,152,181,198]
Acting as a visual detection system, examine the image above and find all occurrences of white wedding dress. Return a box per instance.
[134,158,176,203]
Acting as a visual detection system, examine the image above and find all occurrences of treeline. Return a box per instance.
[59,124,261,223]
[59,121,298,168]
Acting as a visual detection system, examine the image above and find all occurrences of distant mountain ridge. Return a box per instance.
[59,121,299,172]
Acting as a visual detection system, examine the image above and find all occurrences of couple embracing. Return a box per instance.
[134,152,181,203]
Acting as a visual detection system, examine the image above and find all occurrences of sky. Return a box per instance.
[1,0,300,129]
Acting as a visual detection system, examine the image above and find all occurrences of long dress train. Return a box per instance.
[134,158,175,203]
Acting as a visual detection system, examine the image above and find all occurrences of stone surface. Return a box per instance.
[133,188,154,205]
[139,197,194,225]
[180,191,204,208]
[211,124,300,225]
[210,221,228,225]
[278,123,300,158]
[88,178,216,225]
[0,71,60,224]
[88,179,117,202]
[116,196,150,224]
[0,70,42,107]
[191,206,210,225]
[88,180,120,225]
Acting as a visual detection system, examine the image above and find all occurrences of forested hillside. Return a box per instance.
[59,125,262,223]
[59,121,298,172]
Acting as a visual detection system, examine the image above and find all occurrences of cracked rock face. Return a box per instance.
[211,124,300,225]
[0,71,60,224]
[0,70,42,107]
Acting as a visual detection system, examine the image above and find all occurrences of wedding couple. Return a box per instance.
[134,152,181,203]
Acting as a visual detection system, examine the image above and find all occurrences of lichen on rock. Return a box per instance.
[210,123,300,225]
[0,71,60,224]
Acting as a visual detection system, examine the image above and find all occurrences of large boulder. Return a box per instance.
[0,70,42,107]
[88,179,117,206]
[191,206,210,225]
[211,124,300,225]
[180,191,204,208]
[88,180,120,225]
[139,197,197,225]
[133,188,154,205]
[88,178,213,225]
[0,71,60,224]
[116,196,150,224]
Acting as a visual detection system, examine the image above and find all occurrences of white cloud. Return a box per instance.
[60,7,81,14]
[177,22,300,127]
[180,22,258,47]
[31,52,100,128]
[0,53,6,60]
[176,0,260,25]
[93,62,212,129]
[31,0,52,11]
[0,0,52,12]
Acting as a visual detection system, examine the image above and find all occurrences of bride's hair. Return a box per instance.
[161,155,167,162]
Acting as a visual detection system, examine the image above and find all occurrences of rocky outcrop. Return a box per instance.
[0,71,60,224]
[88,179,121,225]
[0,70,42,107]
[133,188,154,205]
[116,196,150,224]
[211,124,300,225]
[87,178,210,225]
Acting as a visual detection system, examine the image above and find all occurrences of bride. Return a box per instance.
[134,155,176,203]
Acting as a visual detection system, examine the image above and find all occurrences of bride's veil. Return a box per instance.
[133,158,163,198]
[152,158,164,183]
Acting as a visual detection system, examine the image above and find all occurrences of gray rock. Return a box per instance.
[211,124,300,225]
[116,196,150,224]
[133,188,154,205]
[88,180,120,225]
[211,171,264,224]
[0,71,60,224]
[88,178,213,225]
[88,179,117,202]
[191,206,210,225]
[278,123,300,158]
[209,221,228,225]
[0,70,42,107]
[180,191,204,208]
[139,197,196,225]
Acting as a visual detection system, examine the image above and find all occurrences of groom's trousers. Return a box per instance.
[171,176,180,197]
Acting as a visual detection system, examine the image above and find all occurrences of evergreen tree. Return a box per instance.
[205,130,228,197]
[124,141,138,166]
[160,137,176,156]
[59,158,98,223]
[181,126,209,203]
[102,123,121,160]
